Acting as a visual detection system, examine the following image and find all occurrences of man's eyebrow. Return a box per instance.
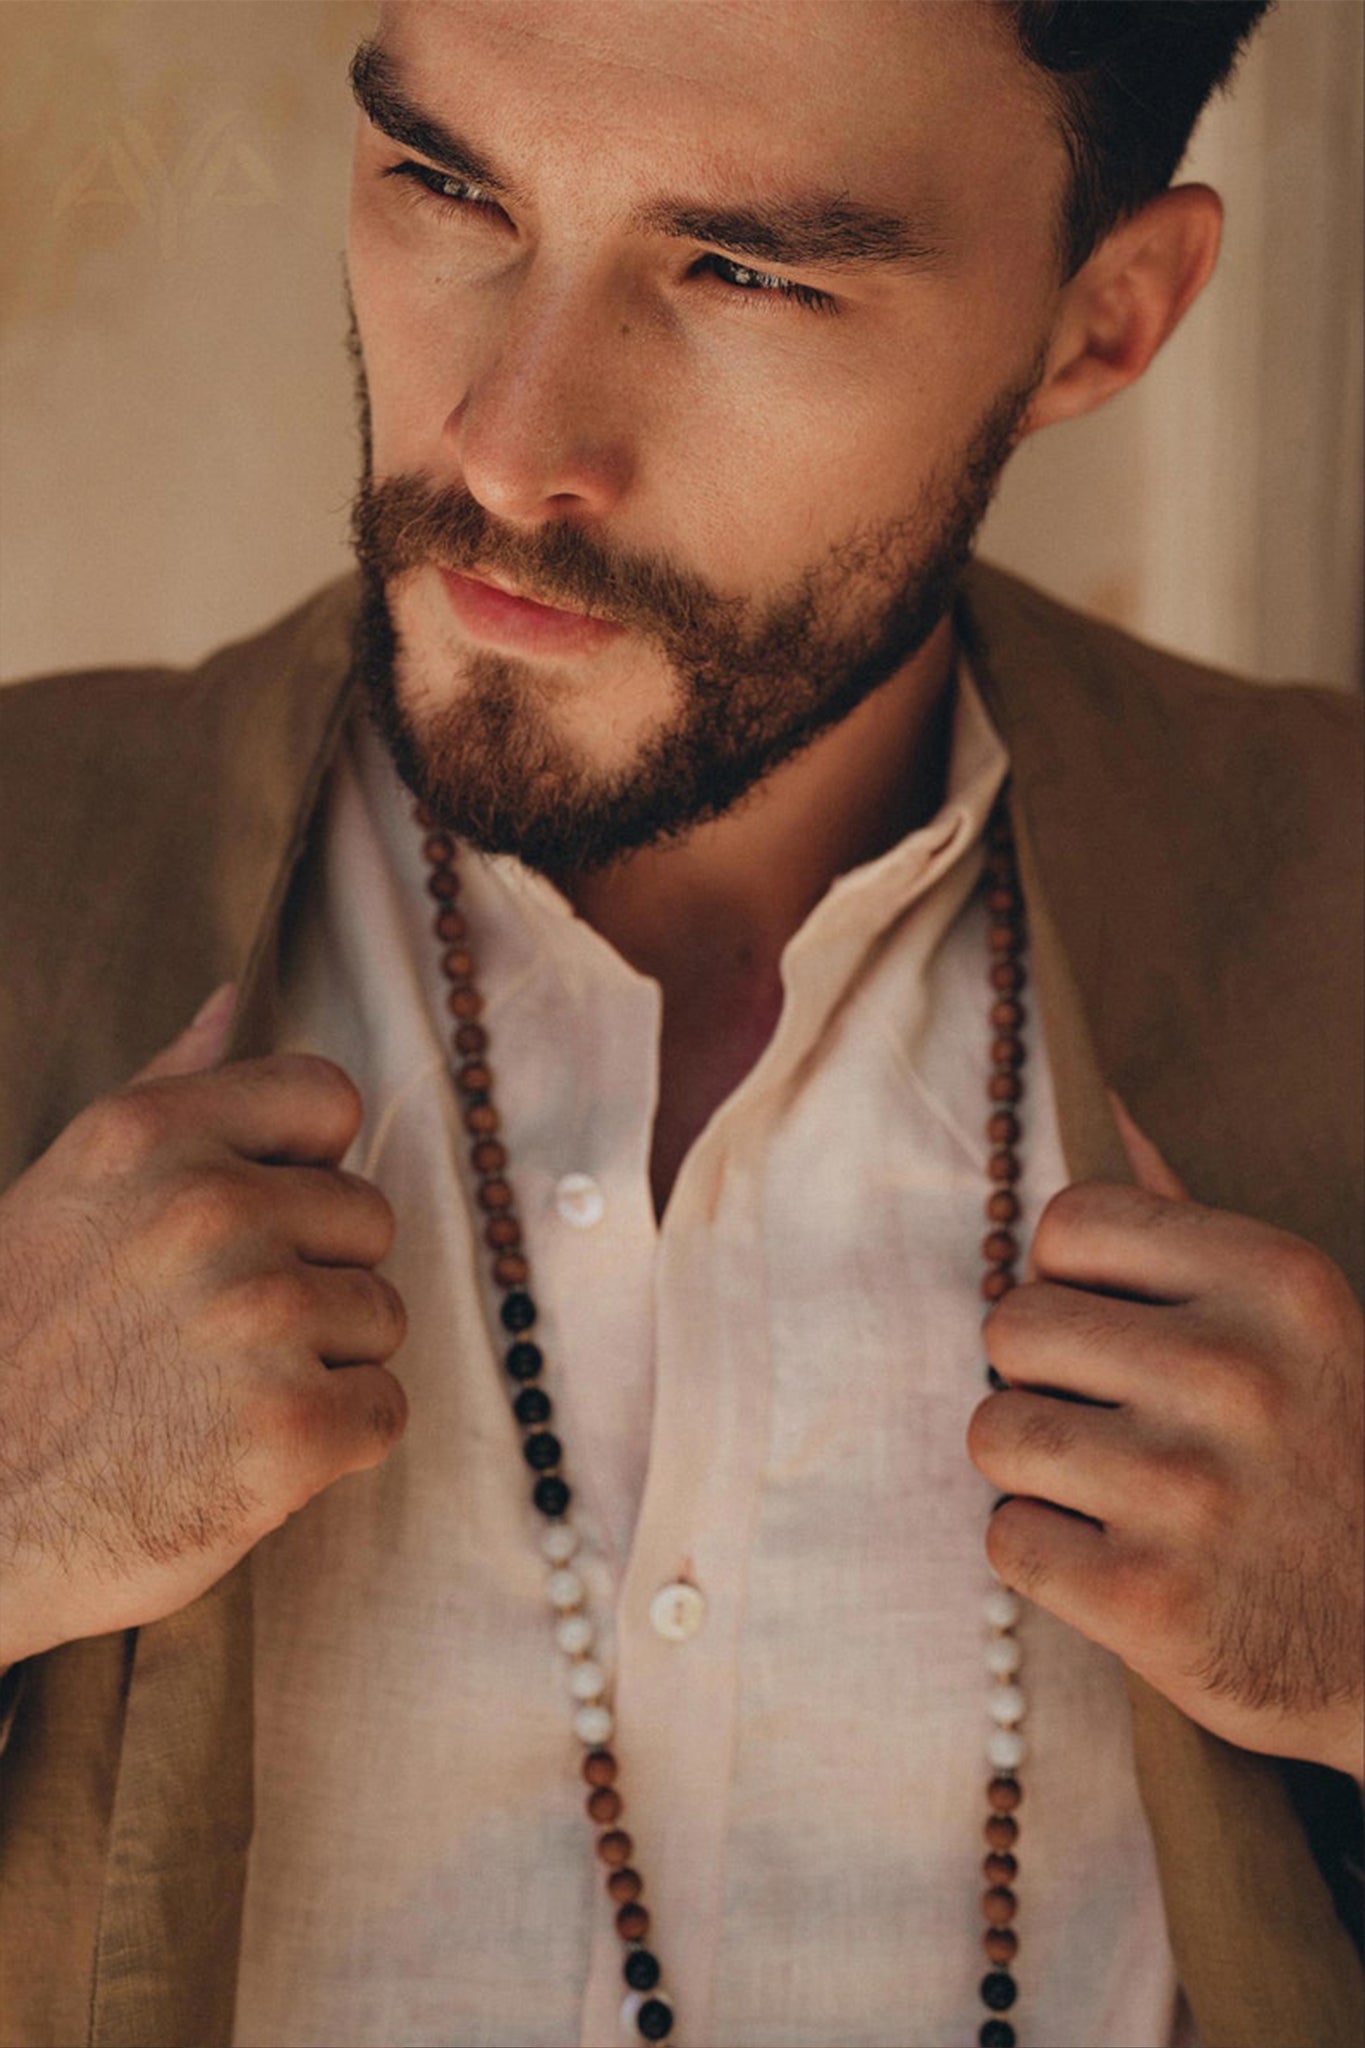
[350,39,509,195]
[349,37,946,275]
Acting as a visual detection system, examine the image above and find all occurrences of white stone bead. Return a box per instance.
[620,1992,644,2038]
[568,1659,606,1702]
[542,1523,580,1564]
[547,1567,584,1611]
[988,1684,1026,1726]
[555,1613,594,1657]
[985,1635,1022,1677]
[574,1702,614,1746]
[983,1586,1021,1630]
[988,1726,1026,1770]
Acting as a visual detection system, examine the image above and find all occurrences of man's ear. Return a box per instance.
[1021,183,1224,435]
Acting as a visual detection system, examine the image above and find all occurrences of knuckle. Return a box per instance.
[1267,1236,1352,1332]
[228,1265,315,1341]
[72,1087,173,1175]
[157,1166,253,1253]
[1106,1548,1195,1641]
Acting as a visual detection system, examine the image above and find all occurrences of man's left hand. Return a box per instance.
[966,1097,1364,1780]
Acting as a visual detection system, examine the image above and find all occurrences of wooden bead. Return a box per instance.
[485,1214,522,1248]
[426,868,459,901]
[608,1867,643,1903]
[455,1021,486,1055]
[988,1073,1022,1103]
[587,1787,622,1824]
[477,1178,514,1211]
[984,1928,1018,1965]
[472,1140,506,1174]
[423,831,455,862]
[982,1230,1017,1264]
[987,924,1020,955]
[457,1061,492,1094]
[435,908,466,942]
[988,1150,1020,1184]
[596,1829,633,1867]
[987,1777,1022,1812]
[446,986,484,1020]
[990,962,1025,993]
[982,1886,1017,1926]
[985,887,1017,915]
[464,1103,499,1134]
[442,947,475,980]
[583,1750,618,1787]
[990,1000,1024,1032]
[984,1853,1018,1884]
[616,1903,650,1941]
[414,805,434,830]
[493,1253,529,1287]
[991,1036,1024,1069]
[986,1191,1019,1224]
[982,1268,1016,1301]
[985,1815,1018,1850]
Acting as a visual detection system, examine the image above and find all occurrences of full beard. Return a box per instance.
[349,364,1038,878]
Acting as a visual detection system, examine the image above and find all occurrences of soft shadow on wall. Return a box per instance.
[0,0,1360,690]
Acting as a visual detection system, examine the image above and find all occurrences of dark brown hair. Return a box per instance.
[1004,1,1273,274]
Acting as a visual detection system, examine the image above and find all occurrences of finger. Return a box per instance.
[312,1360,410,1479]
[1029,1180,1263,1303]
[303,1264,408,1365]
[137,1053,365,1168]
[984,1494,1134,1651]
[968,1386,1196,1532]
[986,1279,1194,1411]
[1108,1091,1190,1202]
[262,1165,396,1269]
[134,984,237,1083]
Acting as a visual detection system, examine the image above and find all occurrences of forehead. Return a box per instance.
[374,0,1055,213]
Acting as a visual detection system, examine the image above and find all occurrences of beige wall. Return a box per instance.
[1,0,1360,689]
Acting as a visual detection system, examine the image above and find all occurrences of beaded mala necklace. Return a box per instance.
[417,794,1029,2048]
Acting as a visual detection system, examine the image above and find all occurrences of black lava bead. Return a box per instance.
[624,1950,661,1991]
[533,1476,571,1517]
[506,1342,543,1381]
[978,2022,1016,2048]
[523,1431,563,1472]
[981,1970,1017,2012]
[513,1387,552,1426]
[636,1997,673,2041]
[500,1291,537,1333]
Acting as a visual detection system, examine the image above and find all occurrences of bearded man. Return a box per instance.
[0,5,1360,2047]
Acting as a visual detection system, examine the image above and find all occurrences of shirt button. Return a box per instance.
[555,1173,605,1228]
[649,1582,706,1642]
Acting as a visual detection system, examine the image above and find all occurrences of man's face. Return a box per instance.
[346,0,1067,872]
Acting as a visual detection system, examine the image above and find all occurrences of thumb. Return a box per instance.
[1107,1088,1190,1201]
[135,982,238,1083]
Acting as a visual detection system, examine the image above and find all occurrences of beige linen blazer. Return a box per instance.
[0,564,1360,2048]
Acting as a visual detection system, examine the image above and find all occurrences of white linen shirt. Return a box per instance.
[233,664,1192,2048]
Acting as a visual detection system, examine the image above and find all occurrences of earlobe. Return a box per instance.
[1022,183,1224,435]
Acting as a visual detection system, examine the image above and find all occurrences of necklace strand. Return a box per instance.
[418,793,1028,2048]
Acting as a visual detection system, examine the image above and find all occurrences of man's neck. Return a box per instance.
[557,612,959,1005]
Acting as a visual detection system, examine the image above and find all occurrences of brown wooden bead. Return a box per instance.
[986,1191,1019,1224]
[984,1852,1018,1885]
[423,831,455,862]
[426,868,459,901]
[991,1035,1024,1069]
[985,850,1015,883]
[985,886,1017,915]
[985,1814,1018,1850]
[583,1749,618,1787]
[988,1150,1020,1184]
[442,947,475,980]
[987,1112,1020,1147]
[987,1776,1022,1812]
[455,1020,486,1055]
[616,1903,650,1942]
[990,999,1024,1031]
[464,1103,499,1134]
[587,1787,622,1824]
[493,1253,529,1287]
[990,961,1025,992]
[435,908,466,942]
[456,1061,492,1095]
[608,1867,642,1903]
[472,1140,506,1175]
[477,1178,514,1211]
[984,1928,1018,1965]
[982,1267,1016,1301]
[446,986,484,1020]
[415,805,434,830]
[982,1886,1017,1926]
[485,1214,522,1248]
[596,1829,633,1867]
[982,1230,1018,1265]
[987,922,1020,954]
[988,1073,1022,1103]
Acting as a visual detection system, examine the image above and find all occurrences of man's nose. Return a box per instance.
[444,265,639,527]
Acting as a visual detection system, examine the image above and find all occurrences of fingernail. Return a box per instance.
[192,981,237,1029]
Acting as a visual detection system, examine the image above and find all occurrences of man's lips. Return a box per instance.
[437,566,625,657]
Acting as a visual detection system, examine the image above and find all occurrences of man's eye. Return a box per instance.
[694,253,837,316]
[382,160,502,217]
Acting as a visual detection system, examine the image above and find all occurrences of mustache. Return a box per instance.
[350,473,740,651]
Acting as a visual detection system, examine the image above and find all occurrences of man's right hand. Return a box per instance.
[0,986,408,1666]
